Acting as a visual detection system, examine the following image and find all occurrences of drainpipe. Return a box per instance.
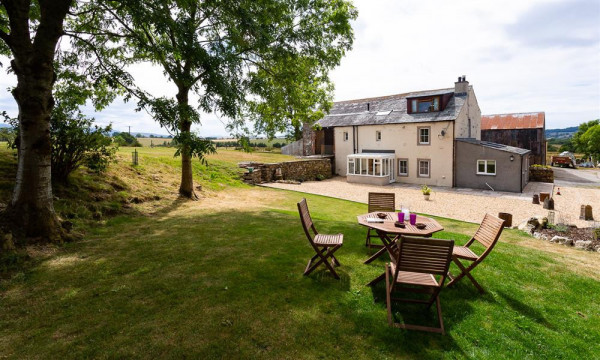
[452,122,456,187]
[352,126,356,154]
[356,126,358,154]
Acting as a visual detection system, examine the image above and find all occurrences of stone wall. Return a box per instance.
[240,158,332,184]
[529,166,554,183]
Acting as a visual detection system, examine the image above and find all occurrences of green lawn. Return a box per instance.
[0,146,599,358]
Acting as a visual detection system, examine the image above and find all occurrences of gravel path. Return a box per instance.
[262,177,600,228]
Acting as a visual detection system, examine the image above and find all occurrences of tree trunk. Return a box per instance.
[176,88,197,199]
[1,0,73,243]
[8,67,63,242]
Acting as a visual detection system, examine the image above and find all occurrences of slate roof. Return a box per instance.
[481,112,545,130]
[456,138,531,155]
[317,87,466,128]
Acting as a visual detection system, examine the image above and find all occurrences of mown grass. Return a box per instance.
[0,145,294,230]
[1,146,599,358]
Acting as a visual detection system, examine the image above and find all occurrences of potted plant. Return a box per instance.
[421,185,431,200]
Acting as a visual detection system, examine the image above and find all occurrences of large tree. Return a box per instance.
[74,0,356,199]
[0,0,74,243]
[573,120,600,162]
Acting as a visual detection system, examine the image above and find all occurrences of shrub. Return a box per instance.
[113,132,142,147]
[51,110,117,182]
[421,185,431,195]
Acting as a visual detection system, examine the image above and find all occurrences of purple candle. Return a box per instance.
[409,213,417,225]
[398,212,405,222]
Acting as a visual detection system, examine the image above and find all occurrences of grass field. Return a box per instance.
[1,146,599,358]
[134,137,292,148]
[135,137,173,147]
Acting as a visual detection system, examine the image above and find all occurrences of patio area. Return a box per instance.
[261,176,596,228]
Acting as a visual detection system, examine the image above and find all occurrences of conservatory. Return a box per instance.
[346,153,396,185]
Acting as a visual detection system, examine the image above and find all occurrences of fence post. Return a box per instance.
[132,149,138,165]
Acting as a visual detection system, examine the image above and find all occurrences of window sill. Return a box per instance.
[476,173,496,176]
[347,174,390,178]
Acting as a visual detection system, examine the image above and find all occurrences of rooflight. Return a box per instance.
[376,110,392,116]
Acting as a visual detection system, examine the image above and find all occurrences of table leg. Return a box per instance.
[367,271,385,286]
[364,247,387,264]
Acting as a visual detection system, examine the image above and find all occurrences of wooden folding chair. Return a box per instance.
[447,213,504,293]
[297,198,343,279]
[386,236,454,334]
[365,192,395,248]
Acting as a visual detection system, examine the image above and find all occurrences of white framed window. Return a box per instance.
[376,131,382,141]
[343,131,349,141]
[477,160,496,175]
[398,159,408,176]
[418,127,430,145]
[346,153,395,180]
[417,159,430,178]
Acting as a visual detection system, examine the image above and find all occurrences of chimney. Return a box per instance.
[367,102,370,112]
[454,75,469,96]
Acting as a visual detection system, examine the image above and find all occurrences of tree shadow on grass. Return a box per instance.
[497,290,555,330]
[3,207,477,357]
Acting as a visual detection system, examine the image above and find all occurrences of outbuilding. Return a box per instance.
[481,112,546,165]
[455,138,531,192]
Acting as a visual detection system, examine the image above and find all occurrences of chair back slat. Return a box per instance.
[396,237,454,275]
[297,198,316,243]
[368,192,395,213]
[473,213,505,249]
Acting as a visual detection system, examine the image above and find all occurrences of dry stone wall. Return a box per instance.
[529,166,554,183]
[240,158,332,184]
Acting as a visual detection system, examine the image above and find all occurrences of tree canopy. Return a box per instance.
[69,0,357,197]
[573,120,600,160]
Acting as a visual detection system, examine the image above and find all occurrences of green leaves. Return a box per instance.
[72,0,356,138]
[572,120,600,159]
[173,132,216,164]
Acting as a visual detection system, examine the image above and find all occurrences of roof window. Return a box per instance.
[376,110,392,116]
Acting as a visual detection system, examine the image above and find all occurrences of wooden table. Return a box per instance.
[357,212,444,285]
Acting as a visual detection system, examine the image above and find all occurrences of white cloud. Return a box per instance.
[1,0,599,132]
[330,0,600,129]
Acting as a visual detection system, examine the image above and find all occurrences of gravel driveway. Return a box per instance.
[262,176,599,228]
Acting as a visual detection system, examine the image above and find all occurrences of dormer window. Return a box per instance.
[410,96,440,113]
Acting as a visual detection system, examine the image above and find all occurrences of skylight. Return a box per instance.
[376,110,392,116]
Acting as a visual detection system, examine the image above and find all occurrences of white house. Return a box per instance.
[306,76,531,192]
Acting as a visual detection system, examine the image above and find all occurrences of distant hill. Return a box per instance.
[0,123,9,128]
[546,126,578,139]
[113,131,172,138]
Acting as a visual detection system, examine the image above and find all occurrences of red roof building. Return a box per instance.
[481,112,546,165]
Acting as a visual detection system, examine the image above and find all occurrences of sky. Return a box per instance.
[1,0,599,136]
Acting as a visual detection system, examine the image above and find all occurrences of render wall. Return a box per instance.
[333,121,455,187]
[454,86,482,140]
[455,141,527,192]
[333,126,354,177]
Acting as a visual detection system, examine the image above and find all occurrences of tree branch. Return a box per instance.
[0,28,9,47]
